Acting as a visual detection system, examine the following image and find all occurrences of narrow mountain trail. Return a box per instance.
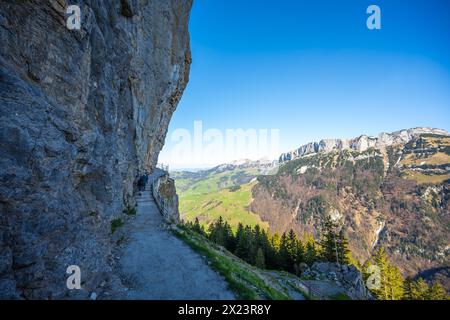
[111,170,235,299]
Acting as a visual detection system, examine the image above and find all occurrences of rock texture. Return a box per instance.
[0,0,192,299]
[301,262,373,300]
[152,170,180,224]
[279,127,449,162]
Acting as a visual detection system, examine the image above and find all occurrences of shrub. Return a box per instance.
[123,206,136,216]
[111,218,124,234]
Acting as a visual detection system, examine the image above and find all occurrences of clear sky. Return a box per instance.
[159,0,450,169]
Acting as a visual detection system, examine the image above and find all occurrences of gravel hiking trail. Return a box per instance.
[112,170,235,299]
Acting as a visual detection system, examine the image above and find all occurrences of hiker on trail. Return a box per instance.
[143,172,149,189]
[137,176,144,192]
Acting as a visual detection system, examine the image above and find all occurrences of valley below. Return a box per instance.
[173,127,450,292]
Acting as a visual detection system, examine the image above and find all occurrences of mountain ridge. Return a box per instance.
[279,127,449,163]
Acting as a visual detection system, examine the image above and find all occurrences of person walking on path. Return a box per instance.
[137,176,144,192]
[143,172,149,190]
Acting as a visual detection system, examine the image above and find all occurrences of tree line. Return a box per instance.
[185,215,351,274]
[364,247,448,300]
[183,216,448,300]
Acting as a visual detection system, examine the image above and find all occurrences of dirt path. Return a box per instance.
[111,170,235,299]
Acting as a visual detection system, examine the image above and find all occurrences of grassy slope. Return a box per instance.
[172,225,312,300]
[400,135,450,185]
[176,170,269,230]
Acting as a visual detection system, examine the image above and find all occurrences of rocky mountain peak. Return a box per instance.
[279,127,449,163]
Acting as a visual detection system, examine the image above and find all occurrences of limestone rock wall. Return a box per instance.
[153,173,180,224]
[0,0,192,299]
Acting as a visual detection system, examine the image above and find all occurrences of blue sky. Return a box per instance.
[159,0,450,169]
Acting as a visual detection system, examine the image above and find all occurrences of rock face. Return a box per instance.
[0,0,192,299]
[279,127,449,162]
[152,171,180,224]
[301,262,373,300]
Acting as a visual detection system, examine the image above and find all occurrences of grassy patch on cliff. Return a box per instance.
[402,170,450,185]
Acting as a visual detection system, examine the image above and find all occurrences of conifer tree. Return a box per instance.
[303,233,318,265]
[387,264,404,300]
[320,215,339,263]
[427,282,447,300]
[270,233,281,269]
[234,223,249,260]
[279,232,291,271]
[287,229,299,265]
[193,217,206,236]
[223,221,235,251]
[255,247,266,269]
[402,278,414,300]
[336,229,350,265]
[373,247,390,300]
[261,229,277,269]
[305,241,317,265]
[371,247,404,300]
[410,278,430,300]
[208,216,229,247]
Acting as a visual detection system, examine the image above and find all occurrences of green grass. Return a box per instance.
[111,218,124,234]
[173,226,296,300]
[123,206,137,216]
[116,235,125,245]
[174,166,271,231]
[402,170,450,185]
[179,181,268,231]
[329,292,351,300]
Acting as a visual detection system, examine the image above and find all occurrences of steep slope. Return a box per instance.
[251,129,450,288]
[0,1,191,299]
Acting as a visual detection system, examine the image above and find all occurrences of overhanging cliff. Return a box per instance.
[0,0,192,299]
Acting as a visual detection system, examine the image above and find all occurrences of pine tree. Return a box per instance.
[402,278,414,300]
[410,278,429,300]
[387,264,404,300]
[244,225,255,264]
[279,232,291,271]
[193,217,206,236]
[255,247,266,269]
[336,229,350,265]
[320,215,339,263]
[427,282,447,300]
[270,233,281,269]
[373,247,390,300]
[371,247,405,300]
[261,229,276,269]
[208,216,229,247]
[234,223,248,260]
[223,221,235,251]
[294,239,305,275]
[303,233,318,265]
